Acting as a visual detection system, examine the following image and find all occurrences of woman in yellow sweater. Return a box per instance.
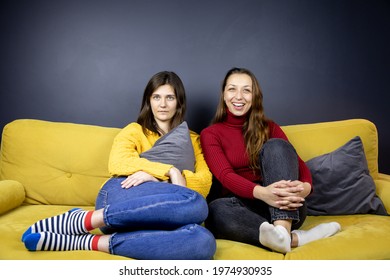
[22,71,216,260]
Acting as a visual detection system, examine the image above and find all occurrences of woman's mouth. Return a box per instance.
[232,103,245,109]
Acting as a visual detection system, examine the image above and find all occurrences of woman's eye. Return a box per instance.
[167,95,176,101]
[152,95,160,100]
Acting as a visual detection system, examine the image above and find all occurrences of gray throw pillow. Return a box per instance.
[140,121,195,172]
[305,136,388,216]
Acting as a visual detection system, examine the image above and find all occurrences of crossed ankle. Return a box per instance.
[259,222,291,254]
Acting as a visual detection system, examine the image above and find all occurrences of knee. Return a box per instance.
[260,138,297,162]
[180,189,209,223]
[193,193,209,223]
[185,224,216,260]
[262,138,294,155]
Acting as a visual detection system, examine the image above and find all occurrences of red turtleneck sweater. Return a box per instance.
[200,111,312,199]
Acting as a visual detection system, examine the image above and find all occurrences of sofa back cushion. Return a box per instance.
[282,118,379,179]
[0,119,120,206]
[0,118,379,206]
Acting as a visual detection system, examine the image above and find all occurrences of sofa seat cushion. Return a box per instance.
[2,205,390,260]
[285,215,390,259]
[213,215,390,260]
[0,205,128,260]
[214,240,284,260]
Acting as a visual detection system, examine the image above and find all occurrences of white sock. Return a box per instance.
[259,222,291,253]
[292,222,341,247]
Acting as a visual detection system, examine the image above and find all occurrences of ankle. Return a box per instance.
[291,232,299,248]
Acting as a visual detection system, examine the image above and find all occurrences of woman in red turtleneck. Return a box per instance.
[200,67,340,253]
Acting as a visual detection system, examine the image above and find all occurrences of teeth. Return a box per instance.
[233,103,244,107]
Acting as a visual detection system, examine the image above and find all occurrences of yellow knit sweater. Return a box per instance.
[108,122,212,198]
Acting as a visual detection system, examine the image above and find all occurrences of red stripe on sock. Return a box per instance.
[92,235,101,251]
[84,211,94,231]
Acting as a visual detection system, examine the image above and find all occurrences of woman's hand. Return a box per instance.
[253,180,309,210]
[121,171,159,189]
[273,180,311,198]
[167,167,187,187]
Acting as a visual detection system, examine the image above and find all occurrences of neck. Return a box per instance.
[225,109,248,125]
[155,120,170,135]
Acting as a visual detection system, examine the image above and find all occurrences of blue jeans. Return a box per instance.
[95,178,216,259]
[206,138,307,247]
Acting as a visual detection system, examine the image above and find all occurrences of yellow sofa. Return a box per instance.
[1,118,389,260]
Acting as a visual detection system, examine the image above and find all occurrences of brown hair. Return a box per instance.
[137,71,186,135]
[212,67,269,170]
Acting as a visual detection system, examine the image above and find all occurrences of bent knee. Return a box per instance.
[182,190,209,223]
[183,224,216,260]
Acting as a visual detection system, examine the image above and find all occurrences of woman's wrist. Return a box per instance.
[166,166,178,177]
[253,185,264,200]
[301,182,312,198]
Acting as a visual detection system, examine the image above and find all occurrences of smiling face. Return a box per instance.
[150,84,177,133]
[223,73,253,116]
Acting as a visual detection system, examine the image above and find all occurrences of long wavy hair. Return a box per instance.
[137,71,186,135]
[212,67,269,170]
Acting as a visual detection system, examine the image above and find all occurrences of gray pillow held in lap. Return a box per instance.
[140,121,195,172]
[305,136,388,216]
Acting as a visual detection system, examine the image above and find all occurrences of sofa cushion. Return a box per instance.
[282,119,379,179]
[3,205,390,260]
[0,180,25,214]
[0,119,121,206]
[305,136,388,216]
[140,121,195,172]
[0,205,129,260]
[284,214,390,260]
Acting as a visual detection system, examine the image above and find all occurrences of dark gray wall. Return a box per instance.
[1,0,389,173]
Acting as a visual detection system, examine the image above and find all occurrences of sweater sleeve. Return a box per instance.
[270,122,313,190]
[182,131,213,199]
[200,127,258,199]
[108,123,172,180]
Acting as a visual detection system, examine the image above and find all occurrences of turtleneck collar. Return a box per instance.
[224,109,248,126]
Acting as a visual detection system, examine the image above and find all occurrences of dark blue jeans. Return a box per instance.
[206,138,307,247]
[95,178,216,259]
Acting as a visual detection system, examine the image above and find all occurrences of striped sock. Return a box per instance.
[23,232,101,251]
[22,208,94,241]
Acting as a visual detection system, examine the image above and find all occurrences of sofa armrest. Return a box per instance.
[375,173,390,215]
[0,180,25,215]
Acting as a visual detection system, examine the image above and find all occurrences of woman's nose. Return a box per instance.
[235,90,243,100]
[159,98,167,107]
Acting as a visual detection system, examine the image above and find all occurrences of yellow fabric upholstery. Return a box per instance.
[376,173,390,211]
[0,180,25,215]
[1,118,389,260]
[0,119,120,206]
[282,119,379,179]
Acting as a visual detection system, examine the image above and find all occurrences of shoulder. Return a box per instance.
[267,120,288,138]
[122,122,142,131]
[200,124,224,145]
[116,122,147,138]
[200,123,222,137]
[266,119,282,129]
